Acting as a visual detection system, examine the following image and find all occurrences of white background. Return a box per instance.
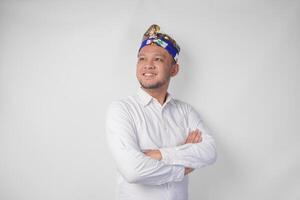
[0,0,299,199]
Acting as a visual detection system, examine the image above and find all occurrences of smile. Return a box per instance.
[143,73,157,77]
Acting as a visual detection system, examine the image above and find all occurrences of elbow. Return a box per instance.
[124,174,140,184]
[206,143,218,165]
[120,168,142,184]
[207,147,217,165]
[204,139,217,166]
[198,145,217,168]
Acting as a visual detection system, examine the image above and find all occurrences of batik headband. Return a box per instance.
[139,24,180,63]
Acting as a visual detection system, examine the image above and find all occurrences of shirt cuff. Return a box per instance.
[160,147,176,165]
[171,165,185,182]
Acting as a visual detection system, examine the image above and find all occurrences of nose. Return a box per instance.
[144,59,155,70]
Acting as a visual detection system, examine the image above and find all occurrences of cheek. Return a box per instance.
[136,66,144,78]
[136,68,140,78]
[161,66,172,76]
[136,64,142,73]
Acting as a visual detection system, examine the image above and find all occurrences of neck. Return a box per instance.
[142,85,168,105]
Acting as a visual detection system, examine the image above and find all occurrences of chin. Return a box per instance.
[140,81,164,90]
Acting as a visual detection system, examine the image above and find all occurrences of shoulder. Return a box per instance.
[171,98,194,112]
[106,95,139,116]
[171,98,202,120]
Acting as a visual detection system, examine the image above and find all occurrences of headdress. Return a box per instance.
[139,24,180,63]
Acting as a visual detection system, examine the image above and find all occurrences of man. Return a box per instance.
[106,24,217,200]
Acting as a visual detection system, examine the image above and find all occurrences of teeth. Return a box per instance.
[144,73,155,76]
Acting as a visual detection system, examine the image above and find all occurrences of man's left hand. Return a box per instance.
[143,150,162,161]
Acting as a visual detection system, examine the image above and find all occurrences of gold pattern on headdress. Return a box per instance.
[141,24,181,53]
[143,24,160,40]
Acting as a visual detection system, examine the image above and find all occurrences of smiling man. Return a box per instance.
[106,24,217,200]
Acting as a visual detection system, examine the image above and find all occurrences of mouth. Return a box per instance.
[142,72,157,77]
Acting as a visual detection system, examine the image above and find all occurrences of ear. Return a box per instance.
[170,63,179,77]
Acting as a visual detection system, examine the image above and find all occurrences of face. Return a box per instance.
[136,45,179,90]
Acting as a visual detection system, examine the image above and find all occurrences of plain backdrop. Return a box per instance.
[0,0,299,200]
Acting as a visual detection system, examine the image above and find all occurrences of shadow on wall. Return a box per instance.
[190,133,240,199]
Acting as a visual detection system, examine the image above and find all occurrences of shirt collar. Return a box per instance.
[137,87,174,107]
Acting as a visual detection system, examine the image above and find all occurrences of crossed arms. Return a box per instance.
[144,129,203,175]
[106,101,217,185]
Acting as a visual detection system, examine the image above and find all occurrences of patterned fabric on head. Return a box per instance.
[139,24,180,63]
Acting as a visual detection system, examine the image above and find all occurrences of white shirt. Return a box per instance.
[106,88,217,200]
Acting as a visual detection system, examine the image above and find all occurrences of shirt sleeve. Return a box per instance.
[159,105,217,169]
[106,101,185,185]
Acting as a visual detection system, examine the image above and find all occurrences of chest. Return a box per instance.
[132,104,188,150]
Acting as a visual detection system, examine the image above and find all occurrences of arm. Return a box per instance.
[144,129,202,174]
[159,105,217,169]
[106,101,185,185]
[143,149,195,175]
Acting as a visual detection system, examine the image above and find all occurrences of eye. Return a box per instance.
[138,57,145,61]
[154,57,164,62]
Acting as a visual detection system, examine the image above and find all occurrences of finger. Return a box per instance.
[198,131,203,142]
[184,167,195,175]
[194,131,202,142]
[190,131,198,143]
[186,129,201,144]
[185,132,195,143]
[184,133,189,143]
[190,132,198,143]
[186,132,193,143]
[194,133,200,143]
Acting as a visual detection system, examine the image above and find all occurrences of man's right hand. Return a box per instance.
[185,129,202,144]
[184,129,202,175]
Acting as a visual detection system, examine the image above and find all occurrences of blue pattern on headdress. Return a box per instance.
[139,37,179,62]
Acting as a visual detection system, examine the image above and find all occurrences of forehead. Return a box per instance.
[138,45,170,57]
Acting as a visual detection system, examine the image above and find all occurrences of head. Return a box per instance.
[136,24,180,90]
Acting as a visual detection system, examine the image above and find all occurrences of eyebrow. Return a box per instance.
[137,53,166,57]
